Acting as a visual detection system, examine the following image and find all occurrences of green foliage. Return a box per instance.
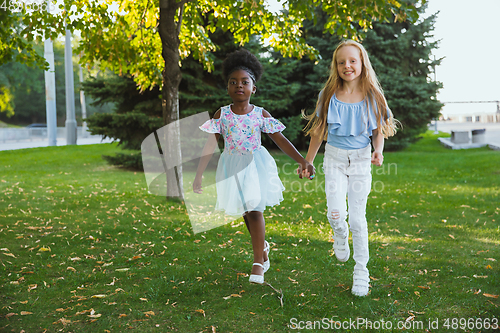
[0,72,15,117]
[82,75,161,117]
[266,4,443,150]
[362,6,443,150]
[102,151,143,170]
[86,112,163,151]
[83,73,163,158]
[0,11,47,67]
[0,40,95,125]
[11,0,420,89]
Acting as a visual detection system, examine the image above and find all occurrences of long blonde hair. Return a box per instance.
[303,40,398,140]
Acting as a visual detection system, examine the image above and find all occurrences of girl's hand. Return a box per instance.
[193,176,203,194]
[371,151,383,166]
[297,161,316,180]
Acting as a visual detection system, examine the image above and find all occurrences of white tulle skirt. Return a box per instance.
[215,147,284,216]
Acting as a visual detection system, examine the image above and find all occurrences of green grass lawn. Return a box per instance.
[1,132,499,332]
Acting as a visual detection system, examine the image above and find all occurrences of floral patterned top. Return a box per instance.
[199,105,285,155]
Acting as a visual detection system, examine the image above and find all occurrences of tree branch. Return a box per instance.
[176,0,194,7]
[176,3,184,36]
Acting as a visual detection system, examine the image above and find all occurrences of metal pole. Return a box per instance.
[433,55,439,134]
[64,21,77,145]
[44,0,57,146]
[79,63,88,138]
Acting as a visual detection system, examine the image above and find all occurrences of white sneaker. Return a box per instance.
[332,233,350,262]
[352,270,370,297]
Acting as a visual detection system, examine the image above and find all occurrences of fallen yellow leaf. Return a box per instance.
[53,317,71,325]
[448,234,455,239]
[39,246,51,252]
[67,267,76,272]
[483,293,499,299]
[119,314,127,318]
[3,252,16,258]
[195,309,206,317]
[144,311,155,316]
[20,311,33,315]
[91,294,106,299]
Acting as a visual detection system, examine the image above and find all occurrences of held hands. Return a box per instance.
[297,161,316,180]
[371,151,384,166]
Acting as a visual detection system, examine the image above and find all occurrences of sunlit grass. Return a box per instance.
[1,132,499,332]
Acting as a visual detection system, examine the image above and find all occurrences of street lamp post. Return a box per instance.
[64,21,77,145]
[43,0,57,146]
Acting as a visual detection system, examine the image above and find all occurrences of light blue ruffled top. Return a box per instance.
[320,93,383,150]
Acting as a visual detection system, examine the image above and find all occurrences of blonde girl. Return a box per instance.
[301,40,397,296]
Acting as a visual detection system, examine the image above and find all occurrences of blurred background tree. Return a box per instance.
[2,1,437,171]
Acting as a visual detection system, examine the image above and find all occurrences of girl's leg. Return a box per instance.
[324,146,349,238]
[347,172,371,274]
[325,167,349,238]
[346,147,372,296]
[244,214,268,264]
[244,211,266,275]
[324,149,350,262]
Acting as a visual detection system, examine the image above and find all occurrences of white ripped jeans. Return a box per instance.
[324,144,372,275]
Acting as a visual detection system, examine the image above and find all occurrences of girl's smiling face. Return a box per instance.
[227,69,256,103]
[336,45,363,83]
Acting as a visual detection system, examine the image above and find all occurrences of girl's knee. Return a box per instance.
[246,210,263,220]
[328,209,345,225]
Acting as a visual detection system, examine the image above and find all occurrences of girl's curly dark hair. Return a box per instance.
[222,48,263,82]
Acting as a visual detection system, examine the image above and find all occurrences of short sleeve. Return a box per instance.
[199,118,221,134]
[367,103,391,135]
[262,117,286,133]
[326,97,341,129]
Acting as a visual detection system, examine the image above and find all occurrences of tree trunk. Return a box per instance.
[159,0,183,199]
